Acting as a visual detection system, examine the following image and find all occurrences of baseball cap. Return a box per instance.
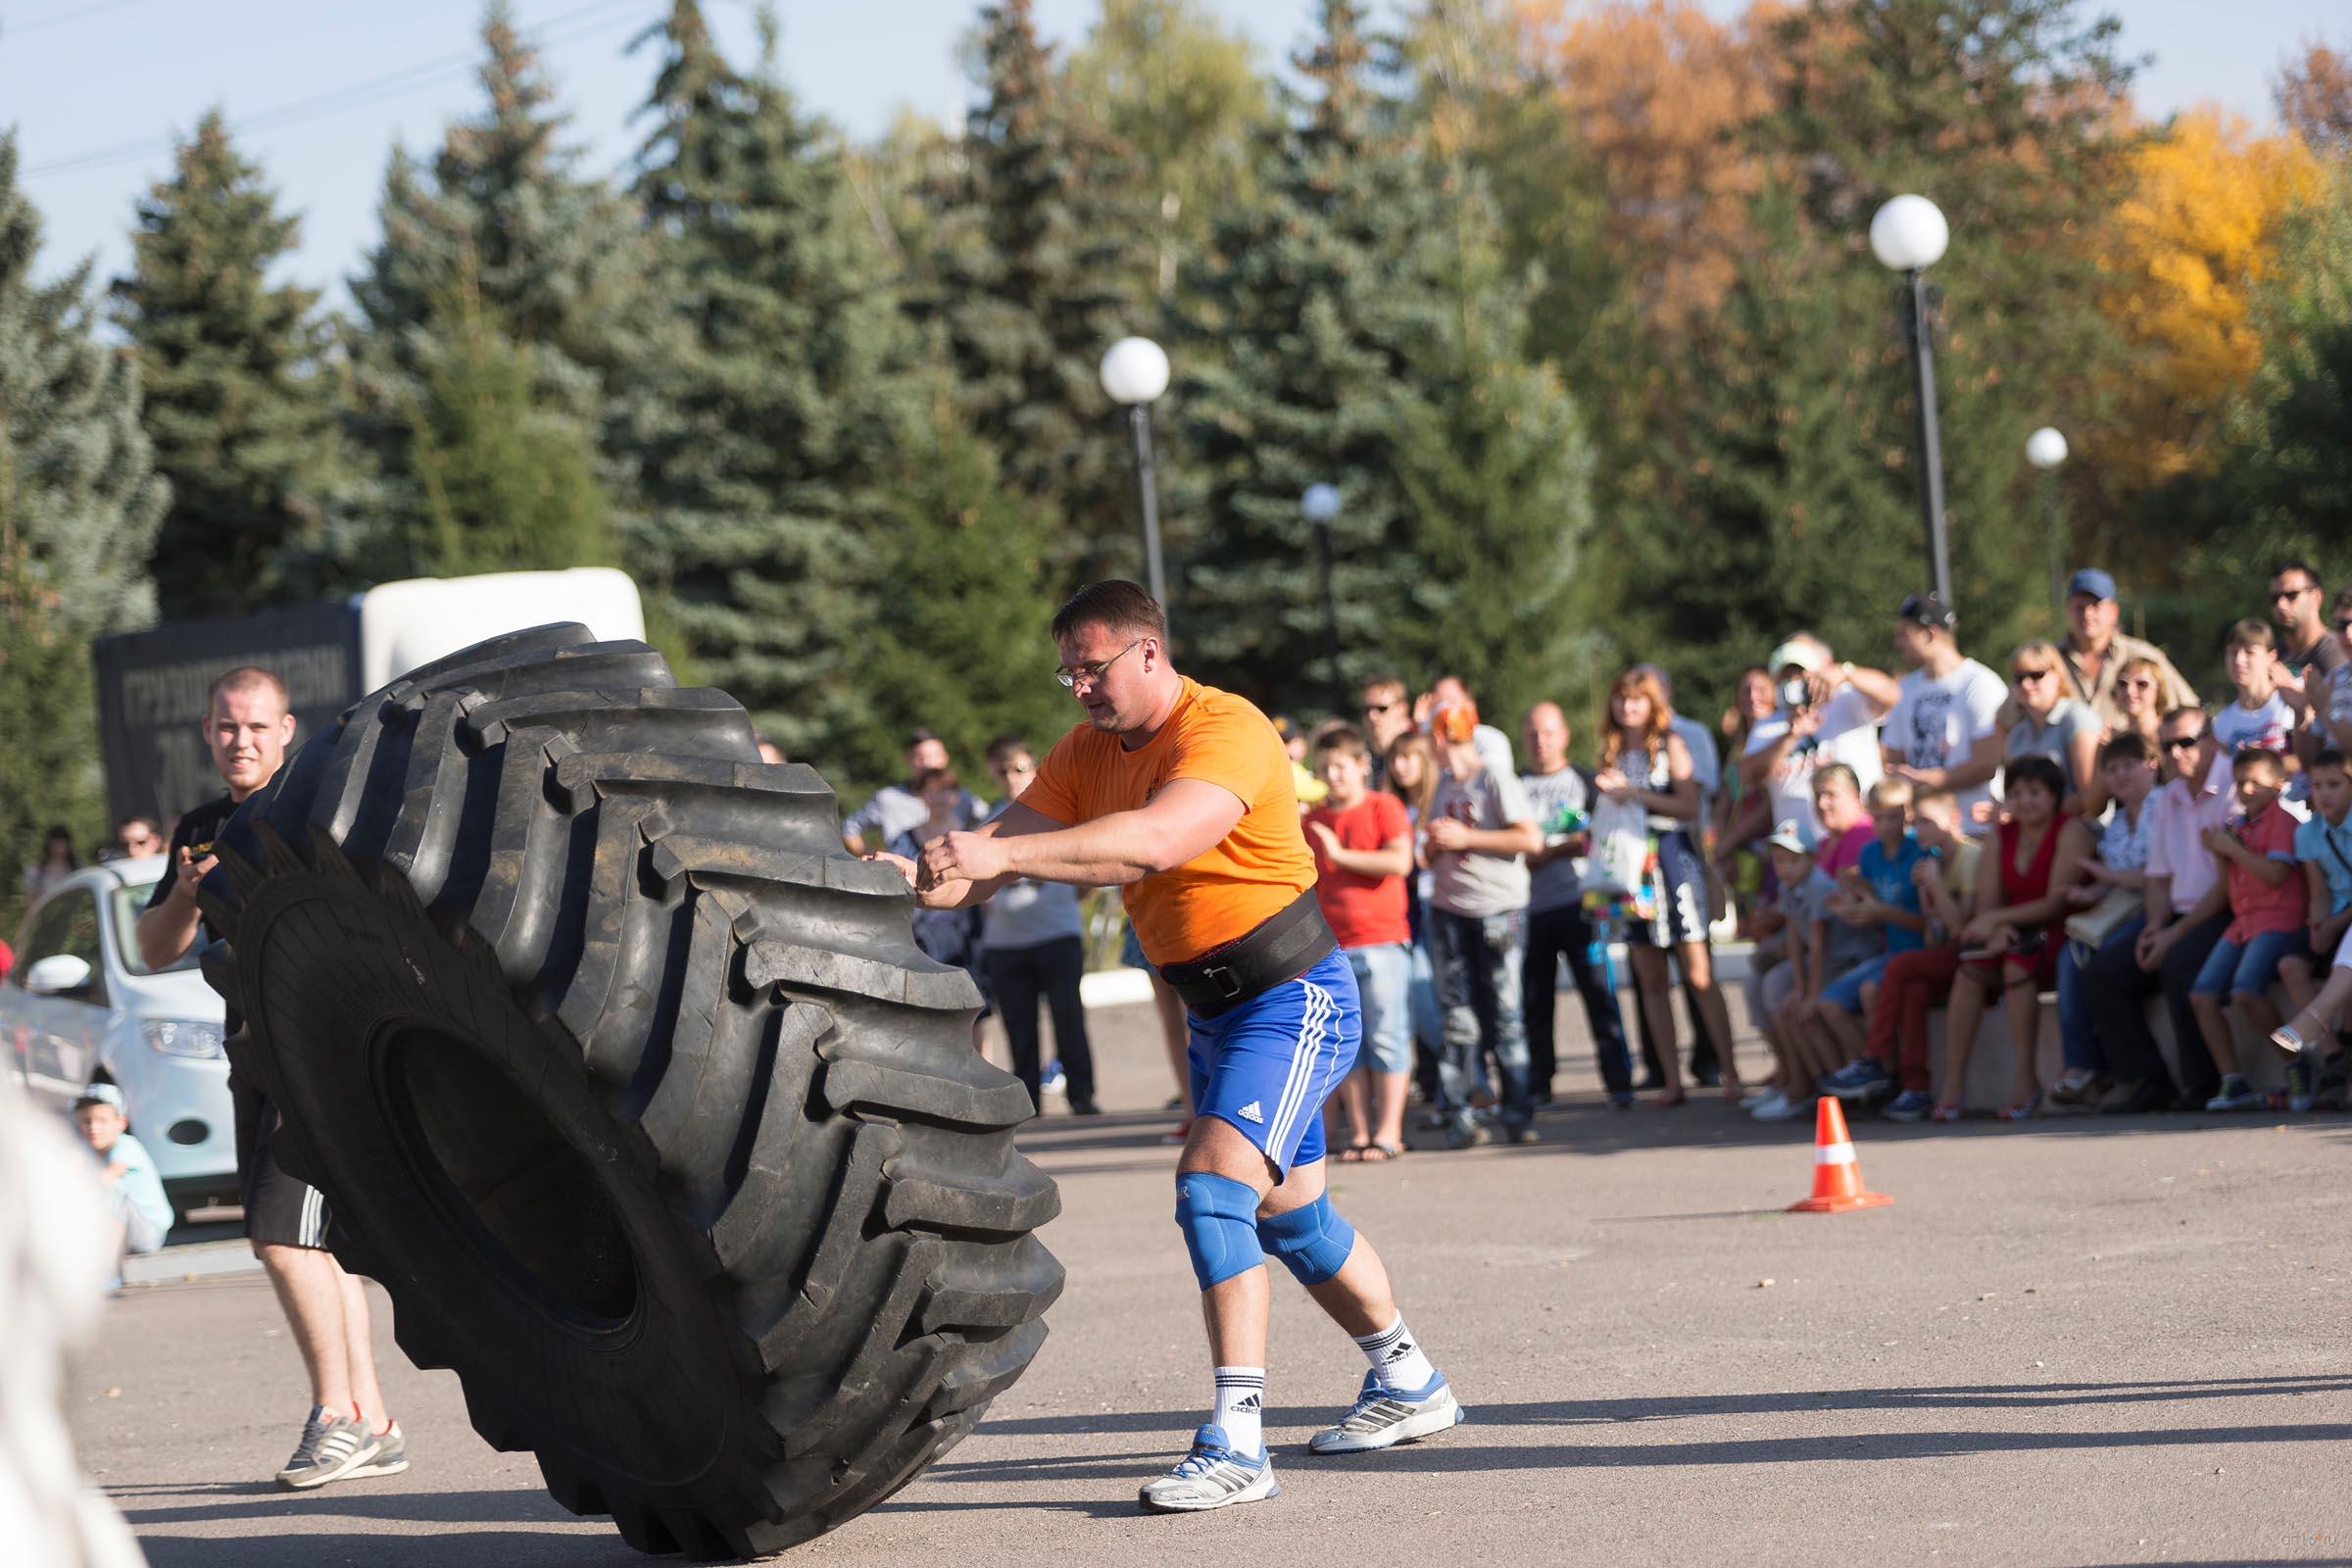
[1763,819,1814,856]
[1766,639,1826,675]
[1896,592,1957,631]
[74,1083,125,1112]
[1429,698,1480,745]
[2066,567,2117,602]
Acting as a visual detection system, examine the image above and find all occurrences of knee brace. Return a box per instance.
[1174,1173,1264,1291]
[1256,1194,1356,1287]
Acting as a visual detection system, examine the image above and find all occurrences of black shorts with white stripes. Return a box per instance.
[232,1076,332,1250]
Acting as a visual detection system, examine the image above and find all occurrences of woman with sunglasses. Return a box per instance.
[2002,640,2101,815]
[2110,656,2171,779]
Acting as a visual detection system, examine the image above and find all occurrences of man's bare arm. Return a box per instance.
[133,849,214,970]
[910,781,1248,906]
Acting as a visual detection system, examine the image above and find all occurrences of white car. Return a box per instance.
[3,855,235,1219]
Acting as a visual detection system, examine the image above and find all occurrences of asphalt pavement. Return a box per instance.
[69,1000,2352,1567]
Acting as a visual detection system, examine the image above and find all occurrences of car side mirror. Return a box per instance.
[24,954,94,998]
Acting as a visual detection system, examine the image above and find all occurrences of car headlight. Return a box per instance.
[142,1019,226,1059]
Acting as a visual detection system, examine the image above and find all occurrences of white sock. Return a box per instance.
[1353,1314,1437,1393]
[1211,1367,1265,1456]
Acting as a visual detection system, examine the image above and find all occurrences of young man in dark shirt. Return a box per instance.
[135,665,409,1492]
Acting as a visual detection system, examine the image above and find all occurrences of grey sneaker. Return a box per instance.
[1307,1370,1465,1454]
[275,1406,383,1491]
[1882,1089,1935,1123]
[1446,1120,1493,1151]
[2204,1073,2261,1112]
[1138,1425,1278,1513]
[346,1421,409,1480]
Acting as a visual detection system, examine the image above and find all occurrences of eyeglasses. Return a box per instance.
[1363,699,1400,715]
[1054,638,1144,691]
[990,760,1035,777]
[2161,734,2204,752]
[2271,585,2317,603]
[2335,618,2352,634]
[2012,668,2055,684]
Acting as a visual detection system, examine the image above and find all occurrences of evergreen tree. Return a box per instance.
[860,386,1072,794]
[0,136,168,928]
[1177,0,1590,717]
[349,2,658,572]
[111,111,341,617]
[917,0,1154,589]
[407,263,612,576]
[625,0,921,765]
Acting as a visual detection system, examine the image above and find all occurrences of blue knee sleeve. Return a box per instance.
[1257,1194,1356,1287]
[1174,1173,1264,1290]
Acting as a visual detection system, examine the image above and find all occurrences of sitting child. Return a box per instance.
[2191,747,2309,1111]
[2277,749,2352,1108]
[1800,777,1929,1070]
[74,1084,172,1281]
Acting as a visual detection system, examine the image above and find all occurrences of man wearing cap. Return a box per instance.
[2057,568,2195,732]
[1740,633,1900,841]
[1884,593,2009,834]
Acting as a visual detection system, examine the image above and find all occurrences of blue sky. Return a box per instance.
[1,0,2337,304]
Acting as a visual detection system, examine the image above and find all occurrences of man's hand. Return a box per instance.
[1788,701,1827,740]
[920,830,1010,892]
[867,851,919,890]
[1425,817,1471,853]
[2136,923,2176,972]
[167,846,217,908]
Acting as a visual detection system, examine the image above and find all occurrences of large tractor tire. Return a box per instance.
[195,625,1061,1559]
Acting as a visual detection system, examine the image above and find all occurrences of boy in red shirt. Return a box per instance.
[2190,747,2307,1110]
[1305,727,1415,1160]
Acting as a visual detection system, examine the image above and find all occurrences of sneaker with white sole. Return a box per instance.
[275,1406,383,1491]
[1738,1085,1777,1111]
[1751,1089,1811,1122]
[1138,1425,1278,1512]
[2204,1073,2261,1112]
[1819,1058,1892,1102]
[1307,1371,1465,1454]
[346,1421,409,1480]
[1882,1089,1935,1122]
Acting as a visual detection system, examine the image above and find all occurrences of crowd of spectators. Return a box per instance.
[839,558,2352,1146]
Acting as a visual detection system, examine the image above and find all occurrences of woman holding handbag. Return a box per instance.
[1593,666,1742,1107]
[2048,734,2163,1106]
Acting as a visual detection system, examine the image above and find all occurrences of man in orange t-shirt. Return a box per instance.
[879,581,1461,1513]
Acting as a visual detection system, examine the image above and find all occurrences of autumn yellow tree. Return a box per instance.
[2095,108,2319,487]
[1513,0,1778,329]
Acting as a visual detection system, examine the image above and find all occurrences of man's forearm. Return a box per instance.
[1739,732,1794,791]
[2143,874,2173,931]
[133,904,199,972]
[1000,809,1185,886]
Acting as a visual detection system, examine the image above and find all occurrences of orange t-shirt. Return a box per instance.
[1021,677,1315,966]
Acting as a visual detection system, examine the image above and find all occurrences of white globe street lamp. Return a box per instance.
[1099,337,1172,617]
[2025,426,2071,612]
[1873,194,1954,611]
[1300,485,1344,713]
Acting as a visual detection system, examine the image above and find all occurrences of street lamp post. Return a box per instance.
[1099,336,1172,623]
[1871,194,1953,610]
[1301,482,1344,716]
[2025,425,2070,615]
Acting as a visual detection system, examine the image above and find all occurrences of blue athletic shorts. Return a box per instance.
[1187,950,1360,1180]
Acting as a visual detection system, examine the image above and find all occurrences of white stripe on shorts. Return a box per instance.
[1264,980,1334,1157]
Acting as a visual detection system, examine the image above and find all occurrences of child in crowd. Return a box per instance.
[2191,747,2309,1110]
[2280,749,2352,1108]
[1304,726,1417,1160]
[1821,788,1983,1120]
[1935,755,2089,1120]
[1810,763,1875,878]
[2213,619,2298,761]
[1802,778,1929,1067]
[1747,822,1826,1121]
[2050,732,2164,1105]
[74,1084,172,1282]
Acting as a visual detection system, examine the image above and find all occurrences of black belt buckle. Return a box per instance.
[1202,964,1243,1003]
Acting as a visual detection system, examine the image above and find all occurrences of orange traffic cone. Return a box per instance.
[1788,1096,1891,1213]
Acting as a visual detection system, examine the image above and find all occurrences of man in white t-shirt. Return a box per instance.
[1882,593,2008,834]
[1740,633,1899,840]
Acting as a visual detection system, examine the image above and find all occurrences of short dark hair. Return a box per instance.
[2273,559,2323,589]
[910,765,960,795]
[2231,746,2286,779]
[2002,754,2068,802]
[2099,732,2151,767]
[1051,580,1166,644]
[1312,724,1369,761]
[206,664,288,716]
[2159,706,2209,737]
[985,734,1031,766]
[2312,748,2348,773]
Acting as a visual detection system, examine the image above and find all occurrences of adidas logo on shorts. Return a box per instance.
[1237,1101,1264,1124]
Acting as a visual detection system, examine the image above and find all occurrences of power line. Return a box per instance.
[22,0,653,180]
[0,0,157,39]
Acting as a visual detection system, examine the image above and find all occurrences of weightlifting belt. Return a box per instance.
[1157,890,1338,1018]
